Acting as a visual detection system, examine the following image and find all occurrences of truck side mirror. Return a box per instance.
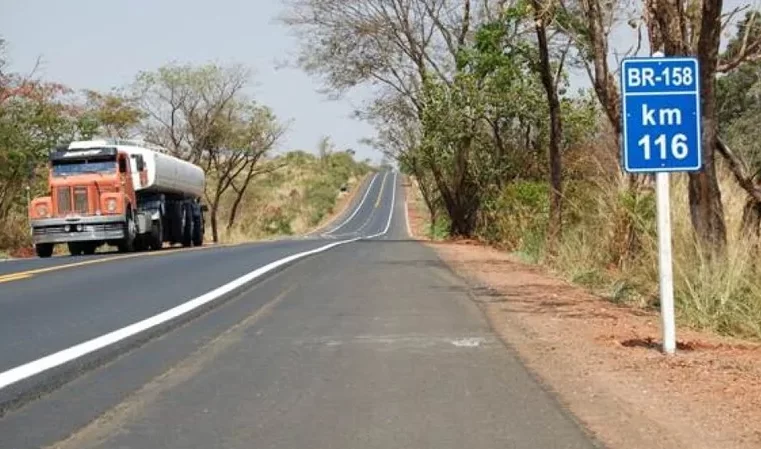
[119,158,127,173]
[136,155,145,172]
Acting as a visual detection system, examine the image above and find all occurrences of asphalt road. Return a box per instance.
[0,170,600,449]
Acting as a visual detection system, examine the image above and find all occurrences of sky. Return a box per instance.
[0,0,380,163]
[0,0,755,164]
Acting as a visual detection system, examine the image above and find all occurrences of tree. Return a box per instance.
[361,94,445,232]
[0,76,77,223]
[132,63,285,242]
[218,104,287,233]
[318,136,332,167]
[281,0,479,111]
[557,0,631,147]
[714,10,761,238]
[78,90,144,139]
[639,1,761,251]
[282,0,491,236]
[530,0,565,253]
[554,0,653,266]
[133,63,250,165]
[418,74,497,236]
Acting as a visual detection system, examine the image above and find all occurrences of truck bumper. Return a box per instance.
[30,216,126,244]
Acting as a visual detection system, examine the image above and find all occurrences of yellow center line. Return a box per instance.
[0,174,394,285]
[0,273,34,284]
[375,171,389,208]
[0,242,241,285]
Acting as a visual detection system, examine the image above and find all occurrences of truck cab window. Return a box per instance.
[131,154,145,172]
[52,160,117,176]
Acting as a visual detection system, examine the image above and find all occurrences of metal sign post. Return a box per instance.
[620,52,702,354]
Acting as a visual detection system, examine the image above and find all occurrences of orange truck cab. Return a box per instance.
[29,139,207,258]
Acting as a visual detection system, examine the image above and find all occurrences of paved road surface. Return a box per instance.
[0,170,600,449]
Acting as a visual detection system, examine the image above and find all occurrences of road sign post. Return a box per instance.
[620,52,702,355]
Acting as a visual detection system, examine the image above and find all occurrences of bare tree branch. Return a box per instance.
[716,137,761,204]
[718,11,761,72]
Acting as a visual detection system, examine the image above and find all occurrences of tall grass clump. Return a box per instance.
[670,171,761,339]
[480,181,549,262]
[0,213,31,255]
[482,150,761,340]
[553,174,657,303]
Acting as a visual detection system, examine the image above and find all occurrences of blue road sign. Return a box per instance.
[621,57,702,173]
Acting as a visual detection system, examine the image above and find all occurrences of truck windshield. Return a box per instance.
[52,161,116,176]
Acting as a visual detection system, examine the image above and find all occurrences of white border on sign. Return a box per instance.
[620,57,702,173]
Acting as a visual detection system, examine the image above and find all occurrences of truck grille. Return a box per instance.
[56,186,90,215]
[57,187,72,214]
[73,186,88,213]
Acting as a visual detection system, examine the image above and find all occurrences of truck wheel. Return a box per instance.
[134,237,147,252]
[171,203,183,245]
[67,242,84,256]
[192,214,203,246]
[150,218,163,250]
[182,205,193,247]
[118,213,137,253]
[36,243,54,258]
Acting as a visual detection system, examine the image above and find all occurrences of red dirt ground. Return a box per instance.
[406,183,761,449]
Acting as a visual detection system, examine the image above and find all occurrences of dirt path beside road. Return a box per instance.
[405,183,761,449]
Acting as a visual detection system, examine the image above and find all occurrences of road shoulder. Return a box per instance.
[426,239,761,449]
[308,172,371,235]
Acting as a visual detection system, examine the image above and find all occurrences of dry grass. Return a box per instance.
[0,213,34,258]
[670,172,761,338]
[550,168,761,341]
[407,151,761,341]
[215,154,370,244]
[404,175,433,240]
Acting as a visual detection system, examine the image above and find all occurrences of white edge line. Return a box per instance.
[0,171,399,392]
[348,171,390,237]
[0,237,361,391]
[379,171,397,236]
[404,184,412,238]
[328,170,394,240]
[324,172,379,234]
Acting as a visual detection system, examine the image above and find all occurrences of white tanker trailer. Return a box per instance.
[28,139,208,257]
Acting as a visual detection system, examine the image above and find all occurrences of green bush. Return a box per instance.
[480,181,549,258]
[428,216,451,240]
[304,179,340,226]
[263,207,294,235]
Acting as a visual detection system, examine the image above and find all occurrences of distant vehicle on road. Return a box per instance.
[28,139,207,258]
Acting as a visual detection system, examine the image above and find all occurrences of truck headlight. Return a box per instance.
[35,204,49,217]
[106,199,117,212]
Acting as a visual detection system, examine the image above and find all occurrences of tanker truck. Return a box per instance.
[28,139,207,258]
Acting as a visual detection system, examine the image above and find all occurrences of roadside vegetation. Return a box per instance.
[283,0,761,341]
[217,145,371,243]
[0,39,371,256]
